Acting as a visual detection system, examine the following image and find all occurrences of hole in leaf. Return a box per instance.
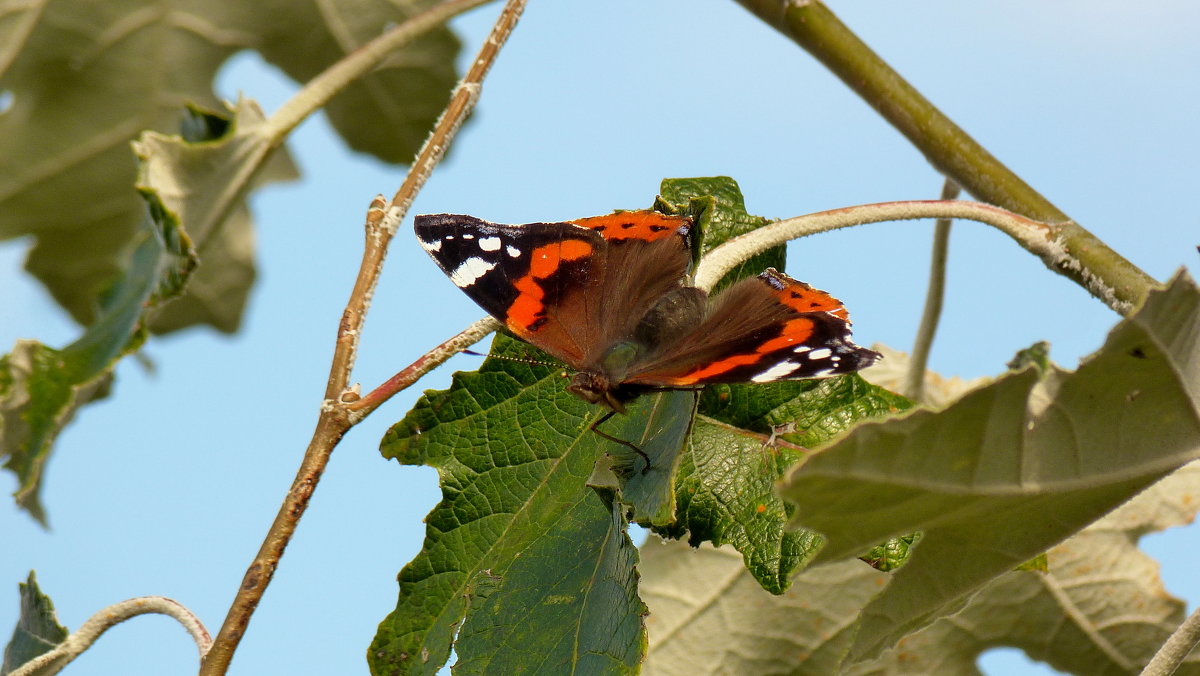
[0,90,12,114]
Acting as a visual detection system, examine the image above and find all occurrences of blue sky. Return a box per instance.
[2,1,1197,674]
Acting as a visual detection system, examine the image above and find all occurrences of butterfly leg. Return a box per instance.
[589,410,651,474]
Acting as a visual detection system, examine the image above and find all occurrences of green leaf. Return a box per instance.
[640,539,888,676]
[848,461,1200,675]
[452,495,646,675]
[778,271,1200,663]
[369,335,648,675]
[860,533,920,572]
[655,176,783,291]
[591,390,698,527]
[654,376,909,594]
[1,572,70,676]
[0,0,457,331]
[374,177,904,670]
[1,196,195,523]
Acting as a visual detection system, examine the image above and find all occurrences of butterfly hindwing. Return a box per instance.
[627,268,880,386]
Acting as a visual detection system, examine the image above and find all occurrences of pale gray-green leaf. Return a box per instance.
[0,0,455,331]
[1,572,70,676]
[641,539,886,676]
[849,461,1200,675]
[779,272,1200,662]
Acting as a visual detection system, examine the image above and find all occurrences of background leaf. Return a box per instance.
[0,0,457,332]
[640,540,887,676]
[779,271,1200,663]
[641,460,1200,676]
[133,100,298,333]
[1,190,194,523]
[1,572,69,676]
[848,461,1200,675]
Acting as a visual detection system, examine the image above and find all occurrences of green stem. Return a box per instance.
[733,0,1156,314]
[905,179,959,401]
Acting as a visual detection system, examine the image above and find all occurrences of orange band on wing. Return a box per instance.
[571,211,689,242]
[506,239,594,332]
[773,280,849,320]
[669,317,815,384]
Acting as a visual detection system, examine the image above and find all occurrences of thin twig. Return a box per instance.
[198,3,527,674]
[1141,604,1200,676]
[9,597,210,676]
[265,0,497,142]
[692,199,1141,316]
[905,179,960,401]
[346,317,499,422]
[167,0,493,262]
[732,0,1156,312]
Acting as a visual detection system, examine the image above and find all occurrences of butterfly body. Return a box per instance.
[415,210,880,415]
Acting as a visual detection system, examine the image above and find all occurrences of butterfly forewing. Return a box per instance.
[415,212,695,369]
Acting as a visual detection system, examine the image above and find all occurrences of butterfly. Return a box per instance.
[415,210,880,460]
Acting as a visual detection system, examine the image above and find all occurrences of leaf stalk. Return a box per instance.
[905,179,960,401]
[9,597,210,676]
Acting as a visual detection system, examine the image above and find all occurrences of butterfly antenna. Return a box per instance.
[461,348,563,369]
[590,410,651,475]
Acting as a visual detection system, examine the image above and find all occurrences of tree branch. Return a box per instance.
[732,0,1157,312]
[692,200,1144,316]
[198,2,528,674]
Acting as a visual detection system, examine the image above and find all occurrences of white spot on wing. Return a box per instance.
[506,245,521,258]
[461,233,475,240]
[808,347,833,360]
[449,257,496,287]
[751,361,801,383]
[478,236,501,252]
[420,238,443,252]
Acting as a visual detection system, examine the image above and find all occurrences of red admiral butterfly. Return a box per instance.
[415,210,879,450]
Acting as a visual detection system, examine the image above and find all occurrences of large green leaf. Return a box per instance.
[0,0,457,331]
[369,335,649,675]
[654,377,909,594]
[373,177,902,670]
[1,572,69,676]
[779,271,1200,663]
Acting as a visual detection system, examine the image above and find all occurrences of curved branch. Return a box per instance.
[9,597,210,676]
[692,200,1146,316]
[732,0,1157,311]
